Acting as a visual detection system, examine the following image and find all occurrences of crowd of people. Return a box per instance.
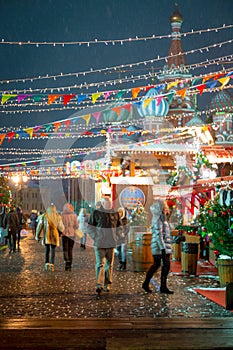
[0,197,174,296]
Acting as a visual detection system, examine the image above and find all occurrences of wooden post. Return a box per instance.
[130,156,135,176]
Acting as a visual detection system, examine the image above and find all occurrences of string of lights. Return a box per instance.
[1,40,232,93]
[0,23,231,49]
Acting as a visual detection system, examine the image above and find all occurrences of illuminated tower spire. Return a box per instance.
[167,3,186,69]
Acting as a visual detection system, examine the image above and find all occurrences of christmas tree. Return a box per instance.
[0,175,10,205]
[198,194,233,258]
[129,202,148,226]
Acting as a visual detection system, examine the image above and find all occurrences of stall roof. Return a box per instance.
[202,146,233,163]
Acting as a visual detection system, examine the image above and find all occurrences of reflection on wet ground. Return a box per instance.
[0,232,232,319]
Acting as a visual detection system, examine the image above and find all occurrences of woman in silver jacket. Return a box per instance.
[142,199,173,294]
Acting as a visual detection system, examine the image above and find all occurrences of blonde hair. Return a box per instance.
[46,205,58,226]
[118,207,126,219]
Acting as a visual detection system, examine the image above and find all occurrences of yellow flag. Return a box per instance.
[92,93,102,104]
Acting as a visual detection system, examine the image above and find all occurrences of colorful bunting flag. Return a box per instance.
[48,94,62,105]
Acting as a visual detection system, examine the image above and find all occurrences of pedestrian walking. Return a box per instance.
[78,208,89,249]
[35,205,64,272]
[0,205,7,245]
[116,207,130,271]
[29,210,38,236]
[87,197,123,294]
[15,207,26,251]
[142,199,174,294]
[6,207,20,253]
[61,203,79,271]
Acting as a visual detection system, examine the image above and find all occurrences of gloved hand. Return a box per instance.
[161,249,166,264]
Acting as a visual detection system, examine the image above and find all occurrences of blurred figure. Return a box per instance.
[0,205,7,245]
[142,200,173,294]
[78,208,89,249]
[15,207,25,251]
[87,197,123,294]
[6,207,20,253]
[35,205,64,272]
[117,207,130,271]
[61,203,79,271]
[29,210,38,236]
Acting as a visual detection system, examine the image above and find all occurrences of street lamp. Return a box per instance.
[11,174,28,207]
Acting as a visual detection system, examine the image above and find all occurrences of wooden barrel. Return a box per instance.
[127,233,153,272]
[217,259,233,287]
[172,241,181,261]
[181,242,198,275]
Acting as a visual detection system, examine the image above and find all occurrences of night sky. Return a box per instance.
[0,0,232,162]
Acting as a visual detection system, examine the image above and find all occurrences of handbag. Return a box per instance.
[74,228,84,240]
[0,227,8,238]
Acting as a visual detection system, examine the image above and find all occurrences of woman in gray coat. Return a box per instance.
[142,199,173,294]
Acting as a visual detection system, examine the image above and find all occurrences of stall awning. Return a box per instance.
[203,146,233,163]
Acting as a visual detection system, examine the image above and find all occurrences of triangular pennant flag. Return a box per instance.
[64,120,71,129]
[81,114,91,126]
[92,93,102,104]
[132,87,141,99]
[116,90,126,99]
[144,85,155,93]
[226,71,233,77]
[33,95,43,102]
[112,106,122,116]
[167,92,175,105]
[50,157,56,164]
[77,94,87,104]
[63,94,76,106]
[6,131,15,142]
[218,76,230,89]
[40,132,48,137]
[104,91,113,100]
[167,81,179,90]
[24,128,34,139]
[156,96,162,106]
[202,74,215,83]
[196,84,206,96]
[33,125,42,132]
[155,84,165,93]
[122,103,132,112]
[16,130,29,139]
[0,134,6,145]
[143,98,152,108]
[176,88,187,98]
[2,94,17,104]
[92,112,101,123]
[45,124,52,132]
[214,73,225,80]
[53,122,61,133]
[48,94,62,105]
[17,94,32,103]
[205,80,217,91]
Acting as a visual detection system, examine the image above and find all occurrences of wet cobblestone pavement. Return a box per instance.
[0,232,232,319]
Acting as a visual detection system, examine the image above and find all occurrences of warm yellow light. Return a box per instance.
[12,175,20,185]
[22,175,28,183]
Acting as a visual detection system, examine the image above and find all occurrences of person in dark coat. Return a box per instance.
[15,207,25,251]
[7,207,20,253]
[0,205,7,245]
[142,199,173,294]
[116,207,130,271]
[87,197,123,294]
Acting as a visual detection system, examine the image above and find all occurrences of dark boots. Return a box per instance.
[117,261,126,271]
[65,261,71,271]
[160,275,173,294]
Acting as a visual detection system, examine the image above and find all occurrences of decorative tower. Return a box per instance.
[158,3,195,127]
